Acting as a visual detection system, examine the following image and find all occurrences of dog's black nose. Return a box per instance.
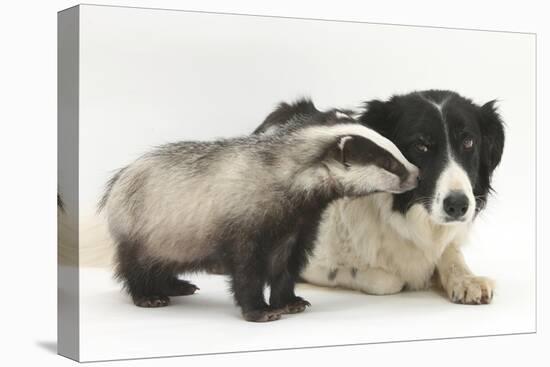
[443,191,469,220]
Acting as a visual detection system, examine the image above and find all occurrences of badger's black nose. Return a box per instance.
[443,191,469,220]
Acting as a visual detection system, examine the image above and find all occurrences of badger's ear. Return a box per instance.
[477,100,505,195]
[335,135,354,168]
[359,99,399,138]
[330,135,392,170]
[324,135,358,168]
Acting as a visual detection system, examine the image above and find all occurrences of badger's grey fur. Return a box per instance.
[100,120,418,322]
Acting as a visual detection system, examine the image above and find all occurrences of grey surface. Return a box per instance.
[57,5,80,362]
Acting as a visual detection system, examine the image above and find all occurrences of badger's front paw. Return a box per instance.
[133,295,170,307]
[242,308,284,322]
[446,276,495,305]
[280,297,311,314]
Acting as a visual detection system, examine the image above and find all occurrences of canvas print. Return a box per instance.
[58,4,536,362]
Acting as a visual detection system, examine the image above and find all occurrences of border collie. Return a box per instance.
[254,90,505,304]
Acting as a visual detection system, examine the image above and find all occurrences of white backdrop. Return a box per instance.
[2,0,547,366]
[69,4,537,362]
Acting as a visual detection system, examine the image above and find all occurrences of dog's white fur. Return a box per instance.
[302,193,494,303]
[431,160,476,224]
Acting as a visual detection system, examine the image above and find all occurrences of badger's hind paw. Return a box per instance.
[133,295,170,308]
[242,308,284,322]
[167,279,199,296]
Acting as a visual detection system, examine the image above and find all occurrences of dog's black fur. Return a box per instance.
[360,90,505,215]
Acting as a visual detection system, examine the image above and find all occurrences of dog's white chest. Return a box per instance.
[303,194,469,294]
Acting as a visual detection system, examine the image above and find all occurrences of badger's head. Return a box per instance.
[295,123,419,197]
[360,90,505,225]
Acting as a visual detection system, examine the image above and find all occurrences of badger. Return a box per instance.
[99,117,419,322]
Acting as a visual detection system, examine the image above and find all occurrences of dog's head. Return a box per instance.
[361,90,505,225]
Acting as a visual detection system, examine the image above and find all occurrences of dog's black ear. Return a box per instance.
[359,99,399,139]
[479,101,505,174]
[477,100,505,194]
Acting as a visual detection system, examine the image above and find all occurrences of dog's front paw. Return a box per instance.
[446,276,495,305]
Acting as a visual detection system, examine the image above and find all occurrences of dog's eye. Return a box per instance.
[463,137,474,150]
[415,143,429,153]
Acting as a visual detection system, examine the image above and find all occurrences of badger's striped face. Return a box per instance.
[307,121,419,197]
[361,91,505,225]
[329,132,419,196]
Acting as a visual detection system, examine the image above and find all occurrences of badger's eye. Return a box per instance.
[415,143,429,153]
[463,137,474,150]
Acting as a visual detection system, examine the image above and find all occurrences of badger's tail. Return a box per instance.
[97,167,126,213]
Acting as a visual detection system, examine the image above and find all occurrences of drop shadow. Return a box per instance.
[36,340,57,354]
